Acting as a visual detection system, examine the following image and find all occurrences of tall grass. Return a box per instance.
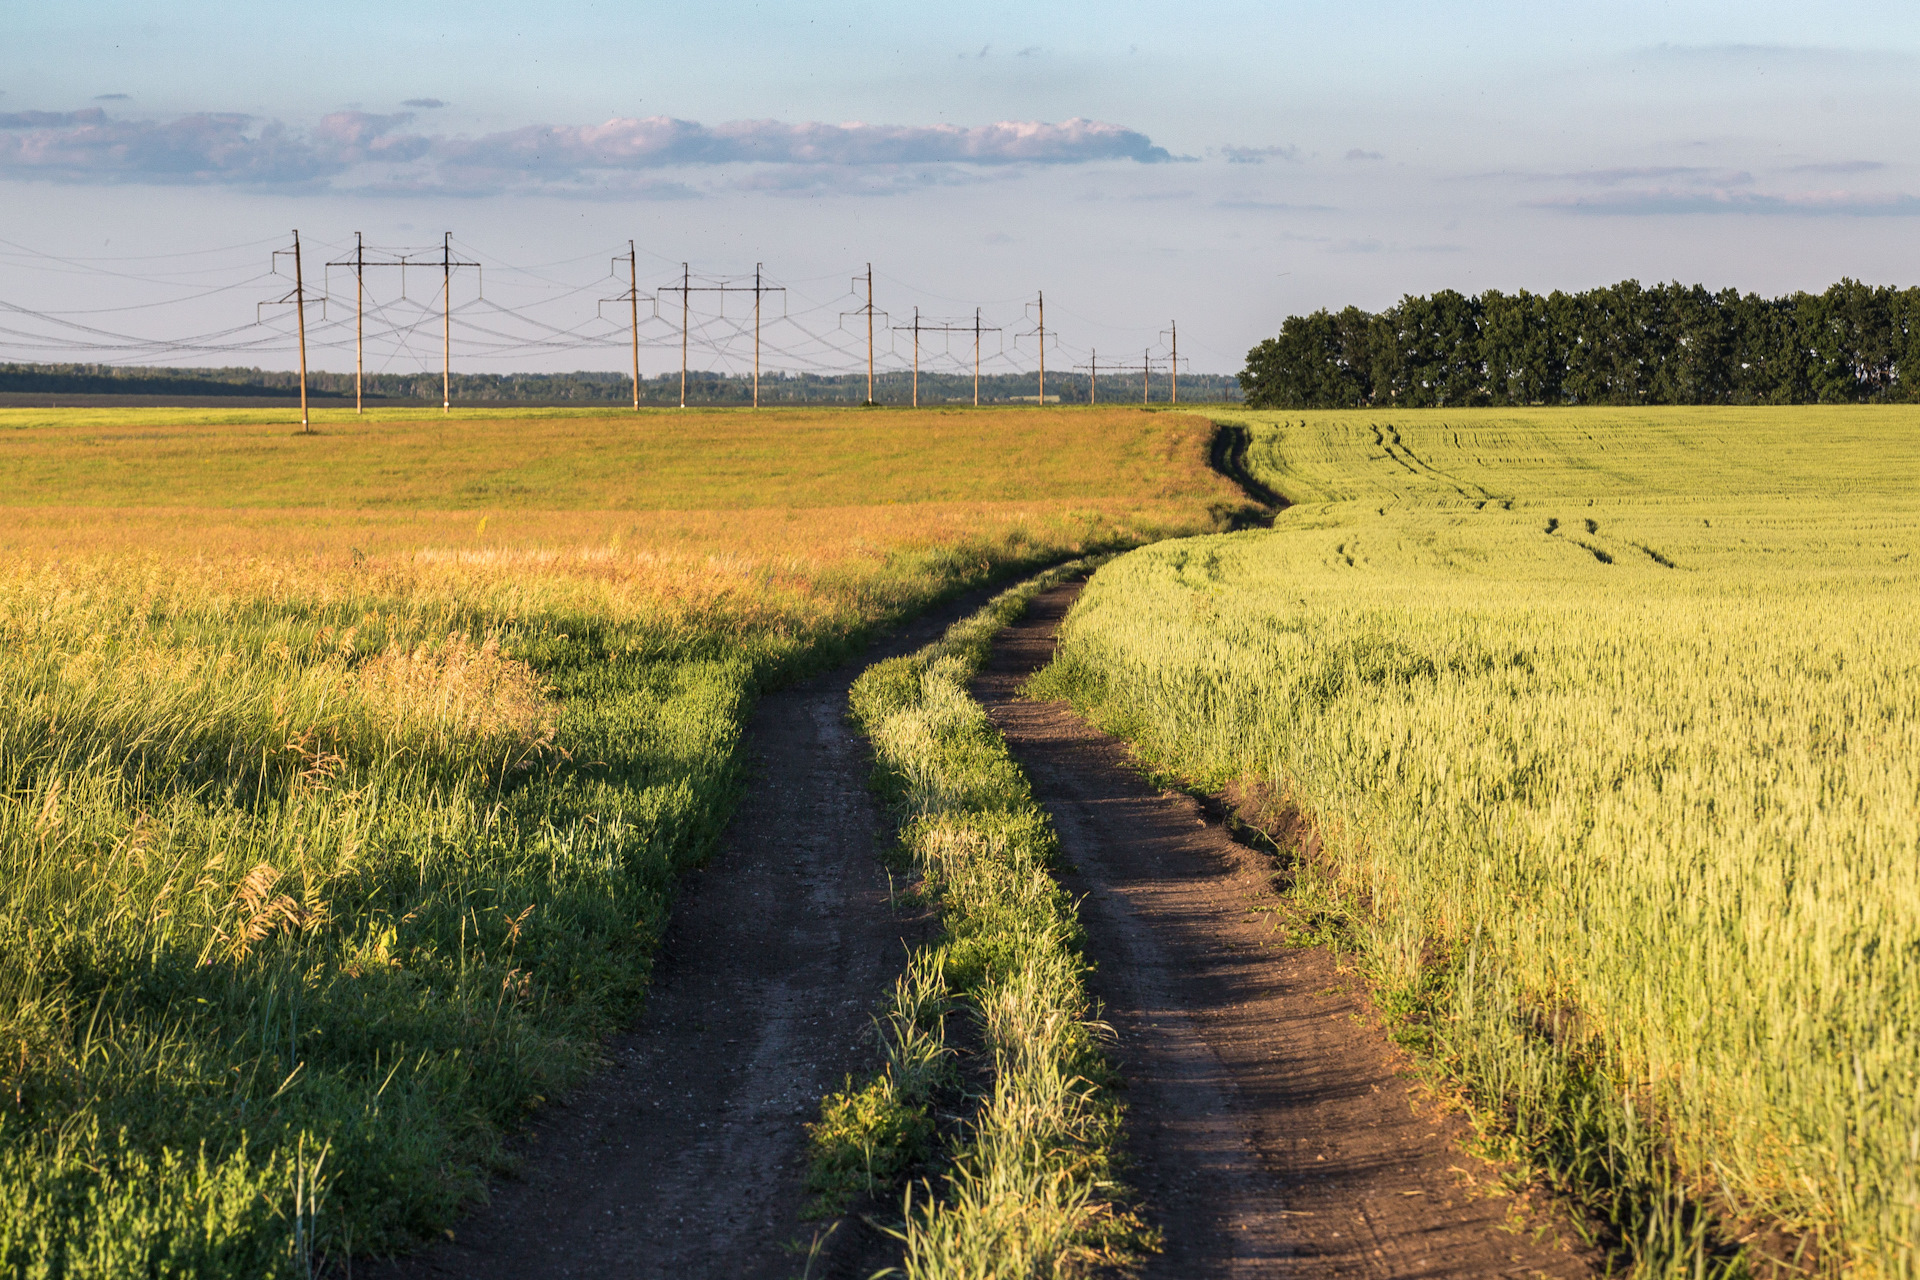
[0,405,1242,1275]
[1030,408,1920,1279]
[817,564,1137,1278]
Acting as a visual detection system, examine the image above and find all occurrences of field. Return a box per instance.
[0,404,1244,1275]
[1031,408,1920,1277]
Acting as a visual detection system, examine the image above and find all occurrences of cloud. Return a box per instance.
[93,93,130,101]
[402,98,447,109]
[1344,149,1383,161]
[1215,198,1338,213]
[1780,159,1883,175]
[1540,188,1920,216]
[0,107,1172,195]
[1221,144,1298,164]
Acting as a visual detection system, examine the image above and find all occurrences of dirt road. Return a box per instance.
[377,598,988,1280]
[973,582,1593,1280]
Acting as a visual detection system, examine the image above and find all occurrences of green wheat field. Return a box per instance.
[1032,406,1920,1278]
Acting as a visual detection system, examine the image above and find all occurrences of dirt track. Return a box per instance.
[374,597,990,1280]
[974,583,1594,1280]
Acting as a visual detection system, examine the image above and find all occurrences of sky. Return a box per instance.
[6,1,1920,378]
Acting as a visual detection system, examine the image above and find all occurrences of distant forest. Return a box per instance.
[0,363,1241,406]
[1239,278,1920,408]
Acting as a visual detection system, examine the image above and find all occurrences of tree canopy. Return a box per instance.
[1240,279,1920,408]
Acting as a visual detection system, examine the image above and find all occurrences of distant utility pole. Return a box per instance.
[841,265,886,404]
[601,242,652,409]
[657,265,785,408]
[438,234,480,414]
[1018,292,1053,404]
[891,310,998,408]
[1073,350,1154,407]
[263,230,323,434]
[325,235,475,413]
[1160,320,1183,404]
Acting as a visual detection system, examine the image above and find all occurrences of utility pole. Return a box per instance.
[894,310,999,409]
[629,243,641,409]
[1170,320,1177,404]
[841,265,885,404]
[1018,293,1052,405]
[974,308,983,407]
[327,236,473,412]
[658,266,786,409]
[293,231,310,433]
[1073,351,1151,406]
[352,233,364,413]
[433,234,479,414]
[602,244,651,409]
[441,234,452,413]
[1089,349,1097,405]
[264,232,322,433]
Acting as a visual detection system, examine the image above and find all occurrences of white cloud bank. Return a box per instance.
[0,108,1172,196]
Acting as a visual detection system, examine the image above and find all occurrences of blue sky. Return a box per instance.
[6,1,1920,377]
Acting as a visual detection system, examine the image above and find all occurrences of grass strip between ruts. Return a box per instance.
[806,560,1144,1278]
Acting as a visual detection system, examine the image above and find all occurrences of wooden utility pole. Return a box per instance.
[441,234,452,413]
[352,232,364,414]
[292,230,311,433]
[331,239,469,411]
[894,310,997,409]
[657,267,786,408]
[974,308,982,407]
[628,242,641,410]
[263,234,320,432]
[1038,291,1045,403]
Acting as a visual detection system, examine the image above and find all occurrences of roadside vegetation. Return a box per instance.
[810,562,1138,1278]
[0,405,1240,1276]
[1030,407,1920,1278]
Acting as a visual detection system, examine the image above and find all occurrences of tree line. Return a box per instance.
[1239,278,1920,408]
[1,362,1242,406]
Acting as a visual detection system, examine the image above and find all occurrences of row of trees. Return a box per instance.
[1239,278,1920,407]
[0,363,1243,406]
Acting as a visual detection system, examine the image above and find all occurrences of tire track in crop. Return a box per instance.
[373,591,1002,1280]
[973,583,1594,1280]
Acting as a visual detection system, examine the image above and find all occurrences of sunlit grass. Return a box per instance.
[0,405,1241,1276]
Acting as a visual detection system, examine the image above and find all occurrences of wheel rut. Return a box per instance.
[373,591,996,1280]
[972,582,1595,1280]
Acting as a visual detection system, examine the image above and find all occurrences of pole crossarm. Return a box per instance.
[658,266,786,408]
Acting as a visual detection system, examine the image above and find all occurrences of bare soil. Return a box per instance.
[373,595,995,1280]
[972,582,1597,1280]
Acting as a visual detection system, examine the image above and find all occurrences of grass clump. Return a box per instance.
[814,562,1141,1279]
